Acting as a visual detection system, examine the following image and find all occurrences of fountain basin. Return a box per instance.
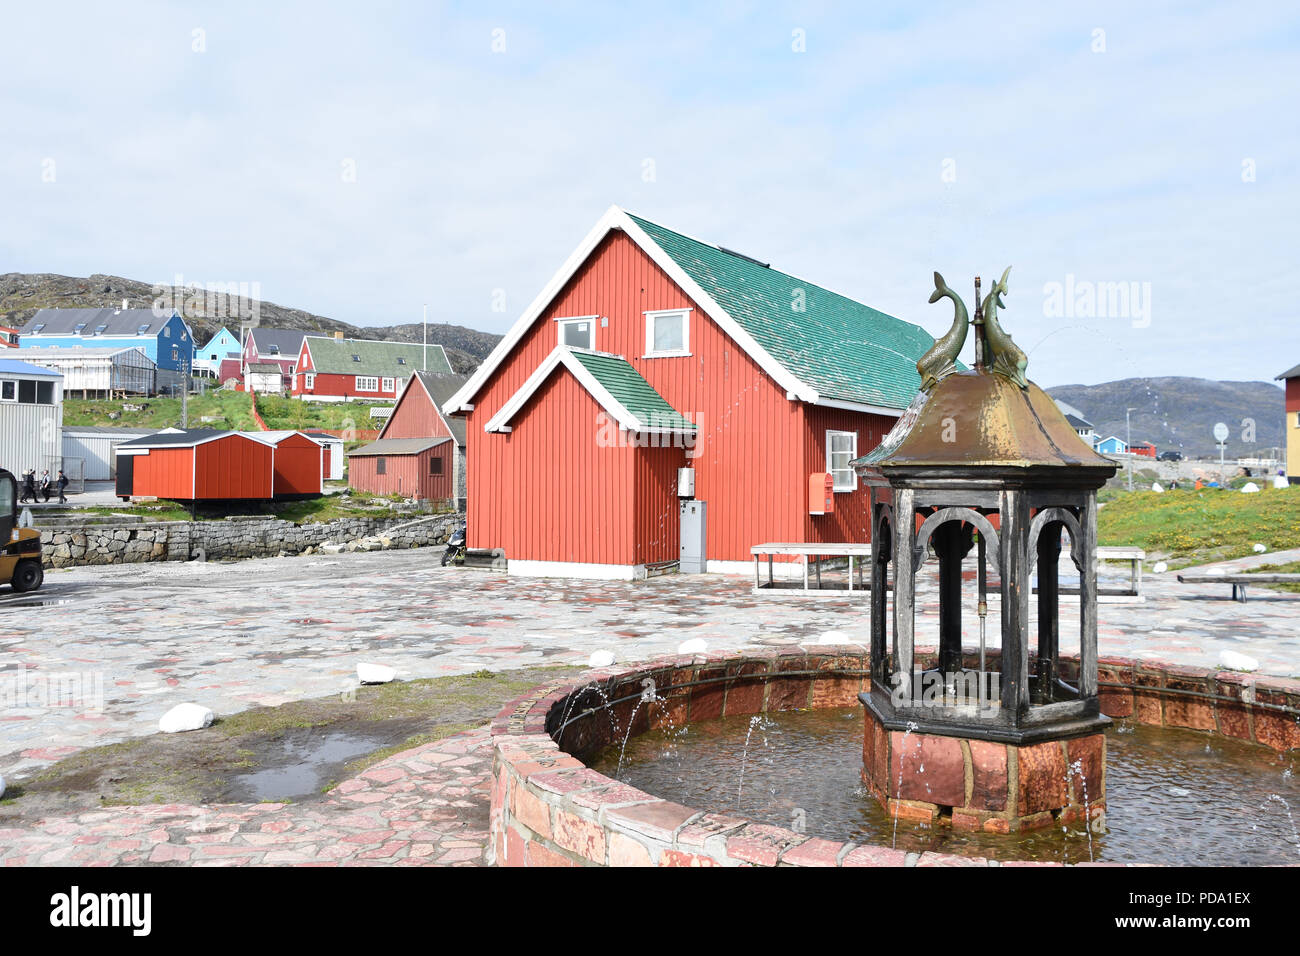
[488,647,1300,867]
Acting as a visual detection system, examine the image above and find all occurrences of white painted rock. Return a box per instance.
[159,703,214,733]
[356,663,397,684]
[1207,567,1227,575]
[1273,475,1289,489]
[1241,482,1260,493]
[1253,543,1268,554]
[1151,482,1163,493]
[821,631,852,644]
[677,638,708,655]
[1152,561,1168,574]
[588,650,615,667]
[1219,650,1259,672]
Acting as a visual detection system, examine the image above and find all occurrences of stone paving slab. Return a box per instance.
[1,548,1298,780]
[0,726,494,867]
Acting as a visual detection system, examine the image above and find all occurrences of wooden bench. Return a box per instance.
[1176,572,1300,603]
[750,542,874,592]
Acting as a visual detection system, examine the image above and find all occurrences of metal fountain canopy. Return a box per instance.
[853,268,1118,745]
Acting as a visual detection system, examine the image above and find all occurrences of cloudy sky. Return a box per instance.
[2,1,1296,387]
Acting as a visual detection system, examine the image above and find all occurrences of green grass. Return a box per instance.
[73,490,419,524]
[1097,485,1300,568]
[1246,560,1300,594]
[63,393,387,433]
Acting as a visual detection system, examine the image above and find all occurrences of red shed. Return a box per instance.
[346,437,454,500]
[115,429,274,500]
[250,430,326,497]
[444,206,946,579]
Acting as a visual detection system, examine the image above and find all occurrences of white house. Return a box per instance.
[21,346,156,397]
[246,362,284,394]
[0,358,64,479]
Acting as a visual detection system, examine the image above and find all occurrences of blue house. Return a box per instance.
[1094,435,1129,456]
[193,326,243,377]
[19,306,193,393]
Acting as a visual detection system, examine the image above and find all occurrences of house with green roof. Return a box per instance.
[444,205,944,579]
[292,333,451,401]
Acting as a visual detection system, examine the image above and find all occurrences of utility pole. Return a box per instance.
[423,303,428,371]
[1126,407,1136,491]
[182,356,190,428]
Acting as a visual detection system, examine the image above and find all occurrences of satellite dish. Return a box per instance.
[1213,422,1229,443]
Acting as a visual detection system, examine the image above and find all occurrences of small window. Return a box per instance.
[36,381,54,404]
[210,353,218,360]
[94,325,107,335]
[0,380,15,401]
[171,347,179,361]
[381,377,395,392]
[355,376,378,391]
[74,323,86,333]
[304,373,315,389]
[352,354,361,362]
[396,357,406,365]
[30,323,44,333]
[557,317,594,350]
[269,344,280,354]
[827,430,858,492]
[376,457,386,475]
[137,324,151,334]
[18,380,36,404]
[163,327,170,338]
[430,456,443,475]
[645,309,690,356]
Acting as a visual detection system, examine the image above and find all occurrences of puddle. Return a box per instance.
[223,727,400,802]
[0,598,72,608]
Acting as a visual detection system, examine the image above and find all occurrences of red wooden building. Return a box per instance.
[445,206,944,579]
[346,437,455,501]
[292,335,452,401]
[115,428,323,501]
[347,370,468,504]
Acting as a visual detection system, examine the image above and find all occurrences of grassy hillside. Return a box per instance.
[1097,484,1300,568]
[63,393,385,434]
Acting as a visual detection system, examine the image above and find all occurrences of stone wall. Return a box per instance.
[39,512,465,568]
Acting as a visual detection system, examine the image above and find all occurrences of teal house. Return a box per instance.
[193,326,243,377]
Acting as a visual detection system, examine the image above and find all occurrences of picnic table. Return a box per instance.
[750,542,873,592]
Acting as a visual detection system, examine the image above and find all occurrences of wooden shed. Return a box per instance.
[116,429,274,501]
[347,437,453,501]
[248,430,325,497]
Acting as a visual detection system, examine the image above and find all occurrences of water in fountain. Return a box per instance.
[891,721,921,849]
[615,678,659,778]
[1263,793,1300,858]
[736,715,766,806]
[1066,757,1095,862]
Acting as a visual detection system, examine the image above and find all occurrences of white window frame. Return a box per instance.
[356,376,378,391]
[304,372,315,389]
[0,380,15,402]
[381,377,395,392]
[644,308,691,358]
[827,430,858,492]
[554,315,597,351]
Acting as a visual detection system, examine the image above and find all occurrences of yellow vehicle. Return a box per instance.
[0,468,44,592]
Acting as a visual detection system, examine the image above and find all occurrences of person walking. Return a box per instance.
[56,469,69,504]
[19,469,36,503]
[39,469,52,502]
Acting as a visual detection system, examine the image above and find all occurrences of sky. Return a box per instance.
[2,1,1297,388]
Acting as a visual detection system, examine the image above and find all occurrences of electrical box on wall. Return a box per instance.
[809,472,833,515]
[677,467,695,498]
[680,499,706,573]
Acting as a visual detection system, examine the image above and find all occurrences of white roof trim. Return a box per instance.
[445,205,818,415]
[482,346,694,435]
[813,396,904,419]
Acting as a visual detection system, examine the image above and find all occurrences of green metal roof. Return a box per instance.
[628,213,943,410]
[306,337,451,378]
[569,350,696,431]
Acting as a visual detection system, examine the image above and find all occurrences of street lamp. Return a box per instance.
[1126,407,1136,491]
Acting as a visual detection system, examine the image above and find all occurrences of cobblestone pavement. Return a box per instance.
[0,727,492,867]
[0,546,1297,866]
[3,547,1299,780]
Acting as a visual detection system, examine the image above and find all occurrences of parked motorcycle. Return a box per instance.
[442,523,466,566]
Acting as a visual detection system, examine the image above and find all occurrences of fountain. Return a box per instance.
[853,267,1116,832]
[485,269,1300,867]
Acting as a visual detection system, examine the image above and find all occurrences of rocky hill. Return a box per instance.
[0,272,501,374]
[1047,377,1285,460]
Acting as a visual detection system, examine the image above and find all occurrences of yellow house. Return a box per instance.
[1277,363,1300,482]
